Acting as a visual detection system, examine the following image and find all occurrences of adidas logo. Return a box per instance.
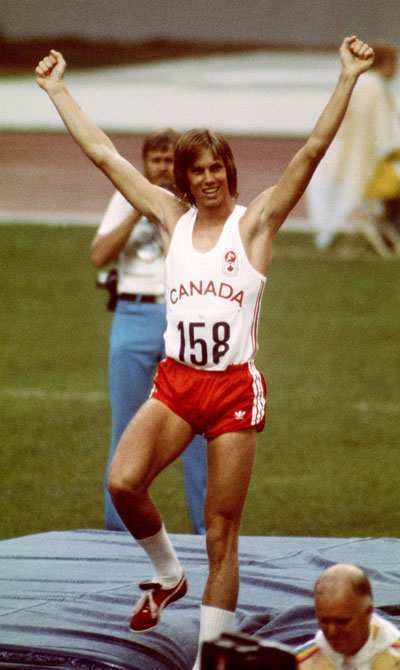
[234,410,246,420]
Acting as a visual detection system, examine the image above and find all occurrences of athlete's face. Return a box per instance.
[186,148,231,209]
[143,145,174,188]
[316,590,372,656]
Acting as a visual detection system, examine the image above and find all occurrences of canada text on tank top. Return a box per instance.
[164,204,267,371]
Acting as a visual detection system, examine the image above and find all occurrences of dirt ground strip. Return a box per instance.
[1,131,306,220]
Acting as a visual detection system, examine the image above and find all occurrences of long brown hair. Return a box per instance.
[174,128,238,206]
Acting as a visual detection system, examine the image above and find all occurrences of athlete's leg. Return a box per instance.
[181,434,207,534]
[108,398,194,540]
[109,398,195,632]
[192,429,257,669]
[105,302,166,530]
[203,429,257,609]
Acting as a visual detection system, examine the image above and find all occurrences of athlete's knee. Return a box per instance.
[107,468,147,508]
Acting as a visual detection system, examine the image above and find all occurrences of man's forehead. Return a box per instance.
[146,145,174,157]
[316,590,367,616]
[191,148,222,165]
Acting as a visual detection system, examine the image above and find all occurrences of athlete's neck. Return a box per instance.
[195,198,236,228]
[192,200,236,253]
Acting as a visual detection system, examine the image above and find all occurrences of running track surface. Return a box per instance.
[1,132,307,223]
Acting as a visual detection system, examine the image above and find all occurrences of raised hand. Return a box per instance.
[35,50,66,92]
[340,36,374,77]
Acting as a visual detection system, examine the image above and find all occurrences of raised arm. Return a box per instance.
[35,50,184,229]
[257,36,374,237]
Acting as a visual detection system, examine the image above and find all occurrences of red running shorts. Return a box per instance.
[150,357,267,441]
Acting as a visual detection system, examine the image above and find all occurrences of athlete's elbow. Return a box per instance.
[87,143,116,172]
[304,137,327,162]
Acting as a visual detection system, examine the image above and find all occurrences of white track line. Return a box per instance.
[1,388,107,403]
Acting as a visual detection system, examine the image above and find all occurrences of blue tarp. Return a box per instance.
[0,531,399,668]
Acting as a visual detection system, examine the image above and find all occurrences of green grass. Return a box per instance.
[1,225,399,539]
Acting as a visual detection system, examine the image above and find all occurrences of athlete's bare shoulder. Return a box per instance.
[240,187,275,236]
[155,186,190,235]
[239,188,275,275]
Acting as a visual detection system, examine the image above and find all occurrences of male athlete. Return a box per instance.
[35,36,374,668]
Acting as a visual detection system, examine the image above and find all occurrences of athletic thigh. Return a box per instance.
[109,398,194,491]
[205,429,257,524]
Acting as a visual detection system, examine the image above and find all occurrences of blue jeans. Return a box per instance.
[104,299,206,534]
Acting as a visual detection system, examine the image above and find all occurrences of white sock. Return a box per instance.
[136,525,182,587]
[192,605,235,670]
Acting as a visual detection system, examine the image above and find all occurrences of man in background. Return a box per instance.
[297,564,400,670]
[91,129,206,534]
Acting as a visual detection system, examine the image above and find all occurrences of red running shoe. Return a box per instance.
[129,573,188,633]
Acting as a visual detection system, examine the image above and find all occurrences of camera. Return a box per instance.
[201,632,296,669]
[96,268,118,311]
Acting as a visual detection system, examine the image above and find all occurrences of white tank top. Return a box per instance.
[164,204,267,371]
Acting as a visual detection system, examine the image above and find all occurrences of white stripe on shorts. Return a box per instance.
[249,361,266,425]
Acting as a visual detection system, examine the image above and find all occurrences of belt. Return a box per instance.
[117,293,161,304]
